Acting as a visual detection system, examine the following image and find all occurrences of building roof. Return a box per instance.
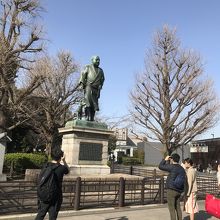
[127,136,143,146]
[0,132,12,142]
[192,137,220,143]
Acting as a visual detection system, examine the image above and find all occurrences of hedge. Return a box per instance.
[4,153,48,175]
[122,157,143,165]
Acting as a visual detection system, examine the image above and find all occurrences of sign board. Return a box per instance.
[190,146,208,153]
[116,141,127,146]
[79,142,102,161]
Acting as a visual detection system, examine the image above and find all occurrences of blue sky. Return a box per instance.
[42,0,220,139]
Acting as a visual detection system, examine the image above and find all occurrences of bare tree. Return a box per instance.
[97,115,130,154]
[98,115,130,130]
[25,51,82,155]
[130,25,220,155]
[0,0,44,133]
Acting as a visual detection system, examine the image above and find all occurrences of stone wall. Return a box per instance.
[25,169,41,182]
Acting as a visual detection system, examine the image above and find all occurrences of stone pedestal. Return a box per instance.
[0,141,7,181]
[59,120,113,176]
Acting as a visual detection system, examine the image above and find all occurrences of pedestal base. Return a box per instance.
[59,121,113,177]
[0,174,6,181]
[68,165,110,176]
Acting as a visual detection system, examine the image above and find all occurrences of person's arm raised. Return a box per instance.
[61,155,70,174]
[158,156,172,171]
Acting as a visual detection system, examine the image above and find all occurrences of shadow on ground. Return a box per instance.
[105,217,128,220]
[183,210,214,220]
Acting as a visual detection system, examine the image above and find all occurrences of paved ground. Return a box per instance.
[0,200,218,220]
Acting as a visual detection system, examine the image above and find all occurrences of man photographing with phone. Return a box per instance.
[159,153,186,220]
[35,148,69,220]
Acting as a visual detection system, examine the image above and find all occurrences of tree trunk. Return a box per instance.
[45,130,60,157]
[0,110,7,133]
[46,141,52,158]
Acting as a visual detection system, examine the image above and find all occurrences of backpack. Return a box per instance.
[37,163,60,203]
[173,171,186,192]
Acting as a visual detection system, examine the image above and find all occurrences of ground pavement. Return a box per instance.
[0,200,218,220]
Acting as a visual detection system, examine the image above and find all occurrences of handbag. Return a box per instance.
[205,193,220,218]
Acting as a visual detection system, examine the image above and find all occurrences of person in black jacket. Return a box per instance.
[35,148,69,220]
[159,153,185,220]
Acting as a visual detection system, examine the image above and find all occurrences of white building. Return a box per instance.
[112,128,191,166]
[113,128,142,162]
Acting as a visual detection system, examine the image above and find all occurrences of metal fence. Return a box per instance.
[0,176,164,215]
[113,164,219,199]
[196,174,218,198]
[0,165,218,215]
[112,164,165,177]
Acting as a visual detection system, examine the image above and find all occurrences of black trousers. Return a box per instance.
[35,197,62,220]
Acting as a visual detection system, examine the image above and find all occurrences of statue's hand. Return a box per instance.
[78,82,84,89]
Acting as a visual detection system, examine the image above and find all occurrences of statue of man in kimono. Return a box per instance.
[79,56,105,121]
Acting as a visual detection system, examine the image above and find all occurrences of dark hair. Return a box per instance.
[51,148,64,161]
[171,153,180,163]
[184,158,193,166]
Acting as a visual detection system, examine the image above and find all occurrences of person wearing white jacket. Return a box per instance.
[184,158,199,220]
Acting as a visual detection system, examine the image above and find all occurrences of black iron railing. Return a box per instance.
[0,165,218,215]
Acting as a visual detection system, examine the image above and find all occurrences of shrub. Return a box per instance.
[122,157,142,165]
[107,160,111,167]
[133,149,145,164]
[117,151,126,164]
[3,153,48,175]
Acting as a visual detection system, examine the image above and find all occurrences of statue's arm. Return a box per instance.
[79,65,89,88]
[99,69,105,90]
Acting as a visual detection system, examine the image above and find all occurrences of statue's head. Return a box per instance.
[91,55,100,67]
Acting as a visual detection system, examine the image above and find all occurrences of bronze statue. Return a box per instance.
[79,56,105,121]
